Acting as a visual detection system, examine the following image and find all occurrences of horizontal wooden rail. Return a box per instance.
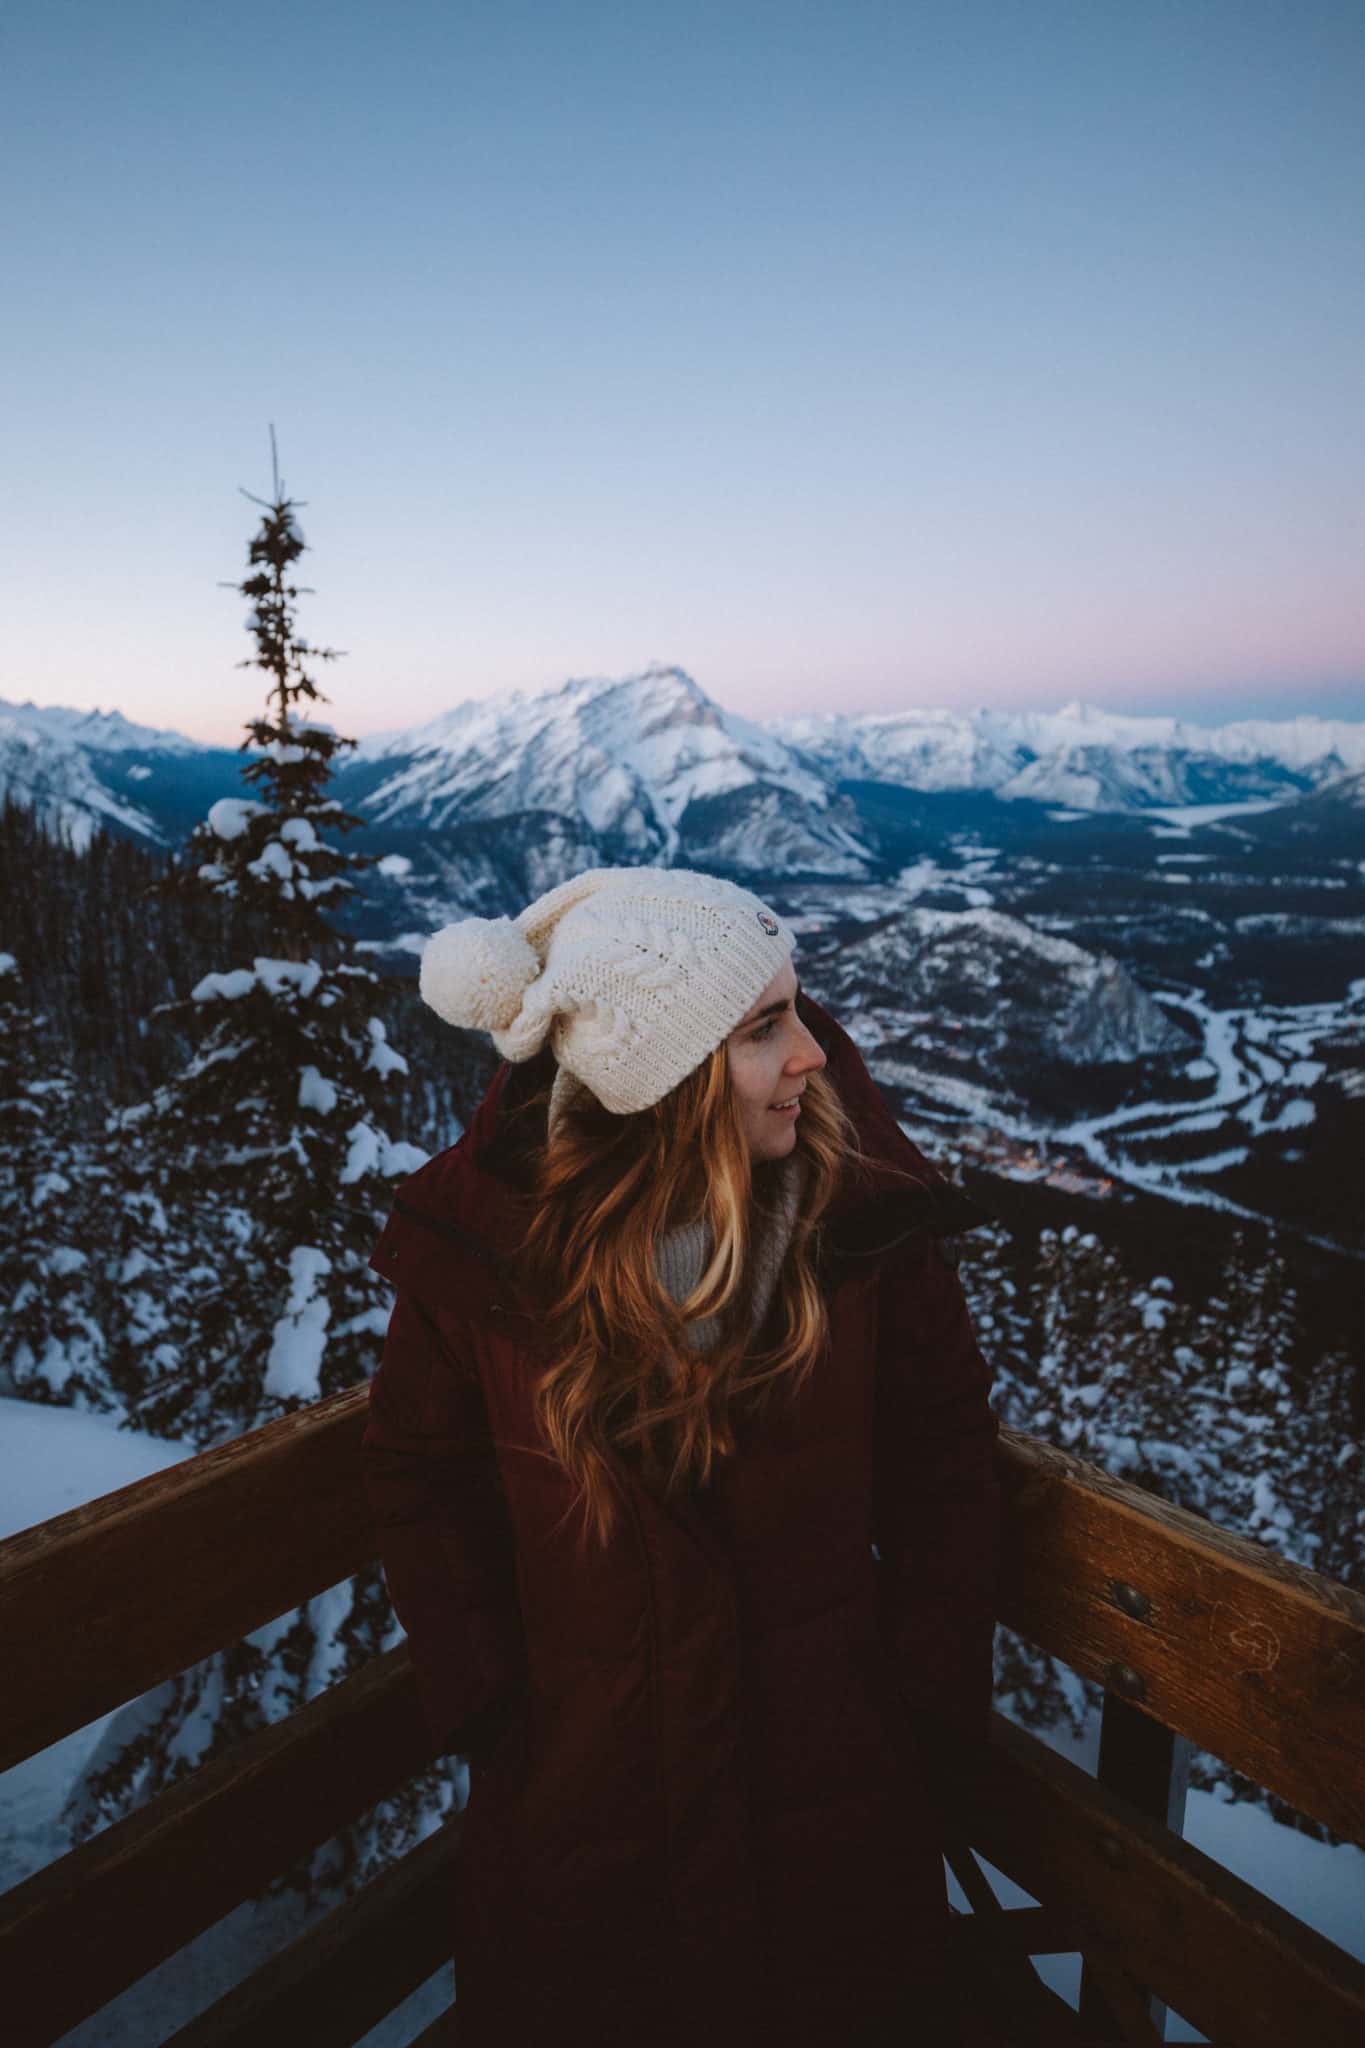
[1,1395,1360,1857]
[994,1428,1365,1842]
[161,1822,456,2048]
[0,1645,435,2048]
[965,1709,1365,2048]
[0,1394,1359,2048]
[0,1384,372,1773]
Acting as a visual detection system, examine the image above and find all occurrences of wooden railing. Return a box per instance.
[1,1394,1362,2048]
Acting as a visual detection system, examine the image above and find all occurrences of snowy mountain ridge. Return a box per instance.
[0,703,170,850]
[767,696,1365,809]
[353,665,844,862]
[4,675,1364,861]
[2,700,203,755]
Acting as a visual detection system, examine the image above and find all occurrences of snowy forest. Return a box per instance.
[2,469,1361,1960]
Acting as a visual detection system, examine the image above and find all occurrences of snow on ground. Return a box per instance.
[1,1402,195,1914]
[2,1401,1360,2044]
[1143,799,1286,831]
[0,1396,190,1544]
[893,854,998,905]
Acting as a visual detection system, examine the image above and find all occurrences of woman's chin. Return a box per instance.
[750,1124,798,1162]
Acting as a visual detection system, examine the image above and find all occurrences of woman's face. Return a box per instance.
[725,959,827,1162]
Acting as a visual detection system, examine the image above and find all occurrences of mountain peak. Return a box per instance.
[1,698,203,755]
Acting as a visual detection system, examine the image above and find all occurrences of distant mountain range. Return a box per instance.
[5,670,1361,1253]
[4,668,1364,859]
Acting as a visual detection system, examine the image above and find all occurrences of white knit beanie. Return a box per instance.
[418,866,797,1117]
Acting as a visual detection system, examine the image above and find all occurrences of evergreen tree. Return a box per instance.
[62,436,443,1905]
[1294,1346,1364,1589]
[1029,1224,1138,1460]
[1199,1233,1308,1560]
[958,1217,1033,1430]
[0,952,115,1412]
[110,432,425,1444]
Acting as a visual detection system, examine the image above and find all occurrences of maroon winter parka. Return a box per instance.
[360,989,1004,2047]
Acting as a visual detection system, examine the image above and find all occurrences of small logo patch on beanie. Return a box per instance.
[756,912,778,935]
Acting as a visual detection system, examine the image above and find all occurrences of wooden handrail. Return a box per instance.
[1,1390,1362,2046]
[0,1646,436,2048]
[994,1429,1365,1842]
[964,1711,1365,2048]
[0,1384,372,1774]
[2,1399,1359,1843]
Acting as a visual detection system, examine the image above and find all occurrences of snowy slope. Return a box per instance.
[0,699,205,850]
[0,1395,191,1543]
[1290,765,1365,812]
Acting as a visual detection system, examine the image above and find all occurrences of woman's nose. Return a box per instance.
[790,1025,826,1073]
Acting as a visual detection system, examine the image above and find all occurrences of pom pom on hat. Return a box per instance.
[419,915,542,1034]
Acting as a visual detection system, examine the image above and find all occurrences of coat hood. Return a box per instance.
[369,988,993,1319]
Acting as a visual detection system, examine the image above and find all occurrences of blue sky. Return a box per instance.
[3,0,1362,743]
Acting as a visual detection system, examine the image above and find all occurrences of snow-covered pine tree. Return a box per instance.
[1205,1231,1307,1561]
[64,436,446,1902]
[958,1217,1033,1431]
[1293,1345,1364,1590]
[1029,1223,1142,1463]
[0,952,115,1413]
[109,434,425,1444]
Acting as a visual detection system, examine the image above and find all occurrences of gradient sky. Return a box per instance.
[3,0,1362,745]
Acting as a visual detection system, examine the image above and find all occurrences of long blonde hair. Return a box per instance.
[504,1036,887,1554]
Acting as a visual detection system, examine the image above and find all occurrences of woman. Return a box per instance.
[361,865,1003,2047]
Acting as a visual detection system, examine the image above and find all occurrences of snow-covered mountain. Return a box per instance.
[1293,765,1365,812]
[353,666,876,876]
[5,671,1362,1244]
[5,675,1363,869]
[0,699,240,851]
[1,704,174,847]
[767,699,1365,810]
[0,701,198,849]
[6,702,203,757]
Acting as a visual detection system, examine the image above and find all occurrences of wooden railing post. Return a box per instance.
[1080,1685,1193,2037]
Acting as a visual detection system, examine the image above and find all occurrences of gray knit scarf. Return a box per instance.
[653,1154,804,1357]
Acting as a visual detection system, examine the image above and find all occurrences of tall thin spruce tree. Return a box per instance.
[68,436,450,1901]
[110,428,425,1443]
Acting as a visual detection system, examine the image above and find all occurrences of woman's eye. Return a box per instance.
[750,1018,777,1041]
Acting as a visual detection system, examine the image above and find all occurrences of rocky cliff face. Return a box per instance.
[795,901,1190,1130]
[1052,955,1185,1065]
